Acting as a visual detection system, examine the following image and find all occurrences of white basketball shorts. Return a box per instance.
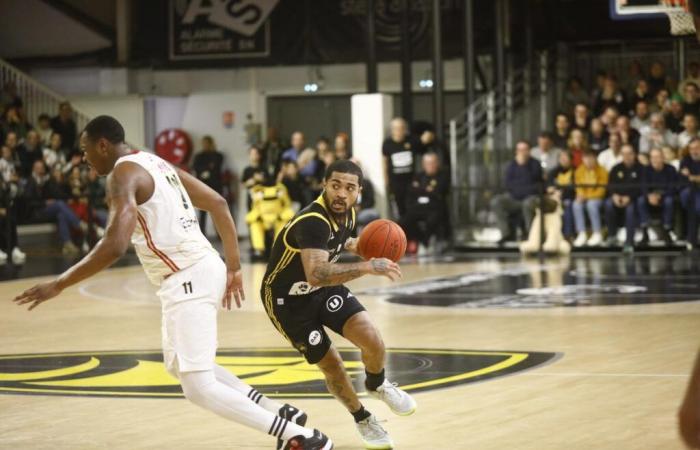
[157,252,227,376]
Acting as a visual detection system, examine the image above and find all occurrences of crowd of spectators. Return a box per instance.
[493,60,700,251]
[0,83,107,262]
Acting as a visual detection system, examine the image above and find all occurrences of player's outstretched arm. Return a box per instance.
[13,163,139,311]
[679,349,700,448]
[176,168,244,309]
[301,248,401,287]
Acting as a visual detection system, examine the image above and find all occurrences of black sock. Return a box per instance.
[364,369,385,392]
[351,405,372,423]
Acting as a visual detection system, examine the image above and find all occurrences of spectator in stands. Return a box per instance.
[334,132,351,160]
[562,77,589,113]
[588,118,609,154]
[315,137,331,172]
[0,145,18,183]
[547,151,575,239]
[683,82,700,118]
[23,160,82,255]
[593,75,627,117]
[600,106,620,133]
[647,61,674,96]
[36,113,52,146]
[637,147,678,245]
[651,88,671,114]
[85,167,108,219]
[2,106,30,139]
[419,128,448,165]
[50,102,77,151]
[573,151,608,247]
[281,131,305,162]
[640,113,677,154]
[399,152,449,255]
[17,130,43,178]
[572,103,590,131]
[241,146,269,210]
[663,145,680,170]
[491,141,542,243]
[679,113,700,149]
[350,158,380,230]
[680,138,700,250]
[605,144,643,251]
[615,115,641,151]
[531,131,562,173]
[191,135,224,233]
[3,132,20,169]
[624,60,645,97]
[629,80,652,112]
[321,144,337,169]
[0,81,21,109]
[383,117,421,217]
[277,160,305,209]
[0,169,23,263]
[666,94,686,133]
[681,62,700,92]
[567,129,589,168]
[43,132,67,169]
[631,100,651,131]
[261,126,284,175]
[553,113,571,149]
[590,70,608,102]
[298,147,324,200]
[598,132,624,172]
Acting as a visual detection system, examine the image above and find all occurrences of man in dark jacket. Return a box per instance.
[605,144,643,250]
[399,152,449,254]
[191,135,224,233]
[680,138,700,250]
[637,148,678,244]
[50,102,78,150]
[490,141,543,243]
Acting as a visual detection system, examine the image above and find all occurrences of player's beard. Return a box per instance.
[323,191,351,221]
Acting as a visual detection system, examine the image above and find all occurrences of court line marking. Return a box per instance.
[523,372,689,378]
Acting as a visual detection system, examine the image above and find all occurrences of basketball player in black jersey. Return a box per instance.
[261,160,416,449]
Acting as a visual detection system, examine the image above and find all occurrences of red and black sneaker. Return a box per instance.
[276,404,309,449]
[281,429,333,450]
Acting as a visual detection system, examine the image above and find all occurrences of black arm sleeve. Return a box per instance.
[293,216,331,250]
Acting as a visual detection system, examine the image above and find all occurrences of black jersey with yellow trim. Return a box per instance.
[262,194,356,296]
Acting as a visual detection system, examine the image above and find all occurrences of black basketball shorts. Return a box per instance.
[261,284,366,364]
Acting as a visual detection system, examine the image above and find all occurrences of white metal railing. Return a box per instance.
[448,49,559,232]
[0,58,92,135]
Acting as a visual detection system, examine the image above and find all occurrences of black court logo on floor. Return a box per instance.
[0,348,558,399]
[358,262,700,308]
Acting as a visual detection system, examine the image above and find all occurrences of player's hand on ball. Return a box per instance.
[368,257,402,282]
[223,269,245,310]
[344,237,359,254]
[13,280,63,311]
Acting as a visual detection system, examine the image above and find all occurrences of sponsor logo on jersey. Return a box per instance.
[326,295,344,312]
[0,348,558,398]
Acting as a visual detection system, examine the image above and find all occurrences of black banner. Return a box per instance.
[169,0,278,60]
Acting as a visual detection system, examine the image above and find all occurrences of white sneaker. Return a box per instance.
[368,379,417,416]
[573,232,588,247]
[587,232,603,246]
[356,415,394,449]
[11,247,26,264]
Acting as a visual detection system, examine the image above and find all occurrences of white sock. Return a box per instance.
[212,364,285,413]
[179,369,313,441]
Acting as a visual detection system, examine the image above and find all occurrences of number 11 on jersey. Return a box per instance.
[182,281,193,294]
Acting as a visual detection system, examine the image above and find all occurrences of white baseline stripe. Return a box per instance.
[524,372,689,378]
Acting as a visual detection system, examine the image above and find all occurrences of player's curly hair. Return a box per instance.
[324,159,363,185]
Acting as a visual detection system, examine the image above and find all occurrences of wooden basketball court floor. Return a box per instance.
[1,253,699,449]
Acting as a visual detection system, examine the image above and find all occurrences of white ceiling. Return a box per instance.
[0,0,112,59]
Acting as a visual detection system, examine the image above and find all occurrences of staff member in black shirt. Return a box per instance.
[191,135,224,233]
[382,117,422,218]
[241,146,269,210]
[605,144,643,251]
[399,152,449,254]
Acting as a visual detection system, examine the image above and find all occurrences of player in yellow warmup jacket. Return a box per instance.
[246,183,295,258]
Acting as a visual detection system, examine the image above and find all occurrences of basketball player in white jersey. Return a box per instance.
[13,116,332,450]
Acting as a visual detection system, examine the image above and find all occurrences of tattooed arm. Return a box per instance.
[301,248,401,287]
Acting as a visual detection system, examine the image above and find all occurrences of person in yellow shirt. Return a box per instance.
[572,151,609,247]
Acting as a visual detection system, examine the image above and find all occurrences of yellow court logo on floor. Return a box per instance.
[0,348,559,398]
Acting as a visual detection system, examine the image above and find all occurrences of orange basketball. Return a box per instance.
[357,219,407,262]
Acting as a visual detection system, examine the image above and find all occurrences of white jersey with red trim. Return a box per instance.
[114,151,217,286]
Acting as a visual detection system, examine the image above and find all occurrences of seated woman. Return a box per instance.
[573,151,609,247]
